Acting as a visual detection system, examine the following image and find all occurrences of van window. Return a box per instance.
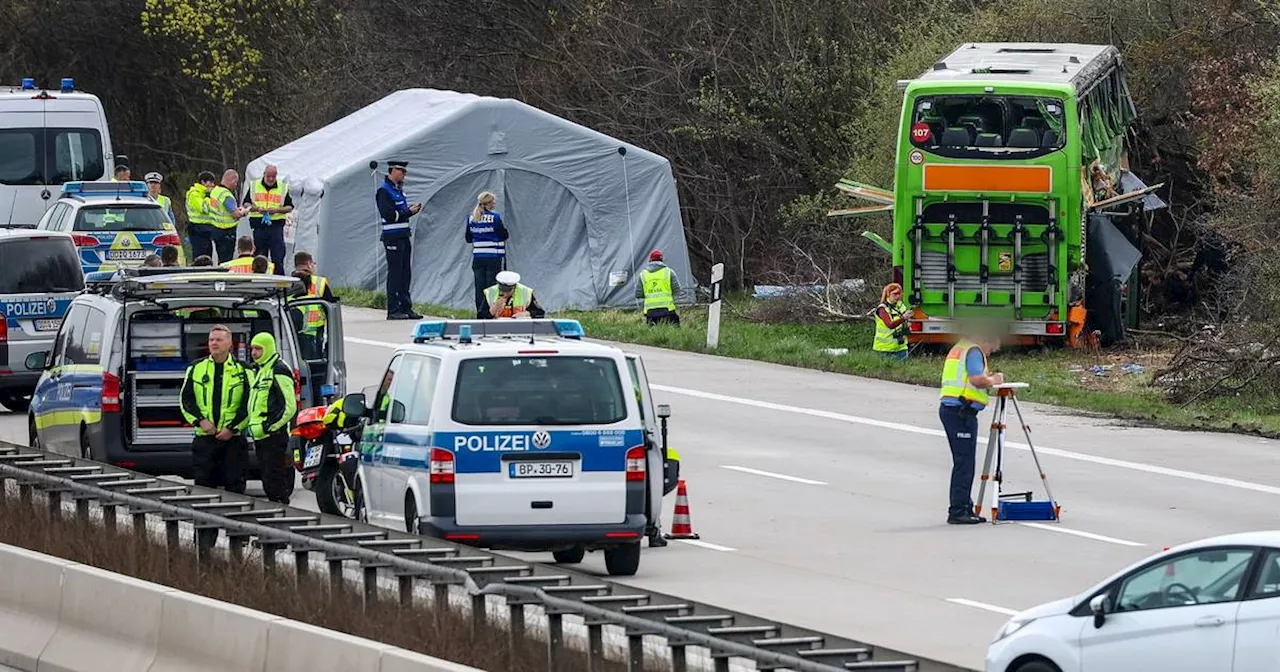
[392,355,441,425]
[75,205,168,232]
[63,306,106,365]
[0,238,85,294]
[452,356,627,426]
[0,128,104,185]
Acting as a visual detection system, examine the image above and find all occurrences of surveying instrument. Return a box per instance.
[973,382,1061,524]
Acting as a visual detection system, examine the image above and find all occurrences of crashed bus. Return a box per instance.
[833,43,1165,347]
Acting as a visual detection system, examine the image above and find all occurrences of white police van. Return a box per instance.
[341,319,673,577]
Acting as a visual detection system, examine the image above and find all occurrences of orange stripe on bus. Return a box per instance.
[923,164,1052,193]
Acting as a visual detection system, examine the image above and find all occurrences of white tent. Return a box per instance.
[244,89,694,312]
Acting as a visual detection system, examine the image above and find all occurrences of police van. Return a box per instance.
[339,319,676,577]
[36,181,184,273]
[0,228,85,413]
[0,78,117,227]
[24,270,344,476]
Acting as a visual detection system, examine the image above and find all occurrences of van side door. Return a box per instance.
[625,353,665,521]
[361,353,403,523]
[285,298,345,404]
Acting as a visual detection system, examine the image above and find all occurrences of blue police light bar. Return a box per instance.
[20,78,35,90]
[60,78,74,93]
[61,180,149,198]
[412,318,585,343]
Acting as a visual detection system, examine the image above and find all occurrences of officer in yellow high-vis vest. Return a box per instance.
[636,249,682,326]
[222,236,276,274]
[480,271,545,319]
[292,250,335,361]
[242,164,293,272]
[207,169,247,265]
[873,283,910,359]
[938,330,1004,525]
[186,171,218,260]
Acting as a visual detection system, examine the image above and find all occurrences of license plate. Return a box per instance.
[35,318,62,331]
[509,461,573,478]
[303,445,323,469]
[104,249,149,260]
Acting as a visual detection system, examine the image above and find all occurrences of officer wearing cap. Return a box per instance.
[144,172,175,223]
[938,328,1005,525]
[376,160,423,320]
[637,249,681,325]
[479,270,545,319]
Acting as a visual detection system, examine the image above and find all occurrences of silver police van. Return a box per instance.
[0,228,85,412]
[341,319,676,577]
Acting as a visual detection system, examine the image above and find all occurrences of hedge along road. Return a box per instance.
[3,305,1280,670]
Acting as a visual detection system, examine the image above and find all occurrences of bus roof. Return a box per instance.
[907,42,1121,93]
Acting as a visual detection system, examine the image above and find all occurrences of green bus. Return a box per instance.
[834,43,1164,347]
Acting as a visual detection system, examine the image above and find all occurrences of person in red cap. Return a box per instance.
[636,249,681,325]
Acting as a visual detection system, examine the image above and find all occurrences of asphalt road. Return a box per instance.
[4,305,1279,670]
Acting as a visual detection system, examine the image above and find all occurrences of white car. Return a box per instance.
[986,531,1280,672]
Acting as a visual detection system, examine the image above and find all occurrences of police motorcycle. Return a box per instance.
[291,387,363,517]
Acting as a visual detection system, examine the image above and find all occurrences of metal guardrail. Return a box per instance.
[0,440,975,672]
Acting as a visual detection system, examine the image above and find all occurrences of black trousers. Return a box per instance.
[252,225,286,271]
[471,256,504,314]
[192,434,247,494]
[255,431,293,504]
[211,228,237,265]
[383,236,413,316]
[645,308,681,326]
[188,224,215,261]
[939,403,979,519]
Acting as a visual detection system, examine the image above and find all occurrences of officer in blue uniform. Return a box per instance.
[375,160,423,320]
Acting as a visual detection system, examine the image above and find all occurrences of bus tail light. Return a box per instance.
[102,372,121,412]
[430,448,455,484]
[909,321,923,333]
[625,446,646,482]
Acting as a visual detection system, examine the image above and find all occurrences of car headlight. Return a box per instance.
[992,615,1036,644]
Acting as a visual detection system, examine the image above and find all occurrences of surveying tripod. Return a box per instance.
[973,383,1061,524]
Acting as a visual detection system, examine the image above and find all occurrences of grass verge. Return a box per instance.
[0,487,630,672]
[334,287,1280,438]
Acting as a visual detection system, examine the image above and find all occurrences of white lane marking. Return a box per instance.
[344,336,1280,497]
[674,539,737,552]
[945,598,1020,617]
[650,384,1280,497]
[721,465,828,485]
[1017,522,1145,547]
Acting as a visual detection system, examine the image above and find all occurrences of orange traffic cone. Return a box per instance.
[663,479,700,540]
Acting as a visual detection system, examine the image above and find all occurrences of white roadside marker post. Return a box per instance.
[706,263,724,349]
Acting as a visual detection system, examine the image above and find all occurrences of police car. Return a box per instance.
[24,269,344,476]
[339,319,676,577]
[0,228,85,412]
[34,181,183,274]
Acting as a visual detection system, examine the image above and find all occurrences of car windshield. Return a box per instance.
[452,355,627,426]
[0,237,85,293]
[74,205,168,232]
[910,94,1066,156]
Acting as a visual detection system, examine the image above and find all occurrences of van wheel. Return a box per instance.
[552,546,585,564]
[28,417,40,450]
[404,493,420,535]
[79,427,91,461]
[603,542,641,576]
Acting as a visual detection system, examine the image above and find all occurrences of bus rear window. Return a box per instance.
[452,356,627,426]
[910,95,1066,156]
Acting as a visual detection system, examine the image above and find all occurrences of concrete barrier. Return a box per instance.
[38,564,166,672]
[0,543,483,672]
[0,546,71,670]
[148,592,272,672]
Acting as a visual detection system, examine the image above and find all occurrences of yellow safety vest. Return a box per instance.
[484,283,532,318]
[222,256,275,274]
[873,301,908,353]
[939,340,989,407]
[207,185,237,229]
[302,275,329,333]
[640,267,676,313]
[185,184,211,226]
[154,194,172,219]
[249,179,288,219]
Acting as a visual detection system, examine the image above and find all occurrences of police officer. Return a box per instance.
[186,171,217,260]
[208,169,248,264]
[180,325,251,493]
[479,270,546,319]
[144,172,174,223]
[246,332,298,504]
[291,250,336,363]
[375,160,423,320]
[466,191,508,314]
[223,236,275,273]
[636,249,681,325]
[938,329,1004,525]
[873,283,910,360]
[242,164,293,272]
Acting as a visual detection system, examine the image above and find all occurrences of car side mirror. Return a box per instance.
[390,400,406,424]
[340,392,367,418]
[1090,594,1108,628]
[656,403,671,419]
[25,351,49,371]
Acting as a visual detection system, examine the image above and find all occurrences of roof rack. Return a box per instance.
[412,318,585,343]
[85,266,232,292]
